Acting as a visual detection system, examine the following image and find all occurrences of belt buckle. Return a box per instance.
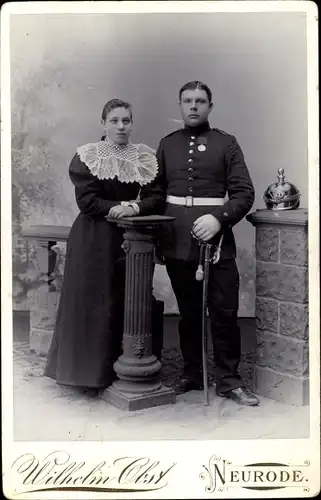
[185,196,194,207]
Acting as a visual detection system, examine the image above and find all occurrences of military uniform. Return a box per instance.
[138,121,255,393]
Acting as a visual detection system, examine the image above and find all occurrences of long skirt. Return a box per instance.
[44,213,126,388]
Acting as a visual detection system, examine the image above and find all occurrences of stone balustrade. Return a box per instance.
[21,225,70,356]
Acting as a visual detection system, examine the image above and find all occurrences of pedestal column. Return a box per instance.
[101,215,176,411]
[247,209,309,406]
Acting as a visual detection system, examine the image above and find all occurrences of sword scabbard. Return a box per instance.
[202,243,212,406]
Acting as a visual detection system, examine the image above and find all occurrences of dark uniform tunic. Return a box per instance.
[138,121,255,392]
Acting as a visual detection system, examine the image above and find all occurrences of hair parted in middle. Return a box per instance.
[179,81,212,103]
[101,98,133,123]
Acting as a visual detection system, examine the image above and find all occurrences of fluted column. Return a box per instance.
[102,215,176,411]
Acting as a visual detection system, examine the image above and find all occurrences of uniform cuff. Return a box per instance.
[212,208,231,229]
[129,202,140,214]
[121,201,140,215]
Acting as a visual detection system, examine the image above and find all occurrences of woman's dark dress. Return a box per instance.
[44,152,142,388]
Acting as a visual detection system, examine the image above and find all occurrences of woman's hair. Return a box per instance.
[101,98,133,122]
[179,81,212,103]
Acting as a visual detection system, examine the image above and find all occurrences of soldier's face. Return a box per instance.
[104,107,133,145]
[179,89,212,127]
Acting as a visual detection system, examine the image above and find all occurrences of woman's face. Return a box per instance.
[104,107,133,145]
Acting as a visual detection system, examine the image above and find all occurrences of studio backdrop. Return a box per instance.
[10,12,308,316]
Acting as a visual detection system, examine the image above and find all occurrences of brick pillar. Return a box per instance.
[247,209,309,406]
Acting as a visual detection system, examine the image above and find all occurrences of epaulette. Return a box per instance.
[212,127,230,136]
[163,129,182,139]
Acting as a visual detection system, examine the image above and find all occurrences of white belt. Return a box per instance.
[166,195,225,207]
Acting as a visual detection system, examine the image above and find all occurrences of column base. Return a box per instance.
[100,384,176,411]
[254,365,309,406]
[30,327,53,356]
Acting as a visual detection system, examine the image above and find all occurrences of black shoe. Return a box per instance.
[216,387,260,406]
[174,375,204,395]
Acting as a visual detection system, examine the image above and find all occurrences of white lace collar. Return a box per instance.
[77,138,158,186]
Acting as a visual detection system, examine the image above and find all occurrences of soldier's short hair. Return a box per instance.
[101,99,133,123]
[179,81,212,103]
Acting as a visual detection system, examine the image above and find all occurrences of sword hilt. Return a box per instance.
[210,234,224,264]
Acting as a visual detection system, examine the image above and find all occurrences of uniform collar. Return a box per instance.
[183,121,211,135]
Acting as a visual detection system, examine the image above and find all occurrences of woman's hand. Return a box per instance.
[108,205,136,219]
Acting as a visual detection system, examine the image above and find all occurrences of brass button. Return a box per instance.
[189,149,193,154]
[188,187,193,192]
[188,159,193,163]
[188,167,194,172]
[191,136,196,140]
[223,212,228,216]
[188,177,193,181]
[189,142,195,146]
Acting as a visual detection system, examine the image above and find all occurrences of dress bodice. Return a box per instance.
[69,139,158,217]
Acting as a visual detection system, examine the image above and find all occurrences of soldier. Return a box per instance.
[135,81,259,406]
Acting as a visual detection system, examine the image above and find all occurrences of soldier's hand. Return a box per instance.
[192,214,221,241]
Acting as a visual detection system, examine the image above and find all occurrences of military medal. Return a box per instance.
[197,136,207,152]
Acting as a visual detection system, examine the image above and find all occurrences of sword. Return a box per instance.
[202,243,211,406]
[192,231,225,406]
[194,241,209,405]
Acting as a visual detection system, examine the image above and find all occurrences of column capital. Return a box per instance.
[106,214,175,230]
[247,208,308,228]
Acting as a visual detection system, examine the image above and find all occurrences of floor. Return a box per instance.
[12,313,309,441]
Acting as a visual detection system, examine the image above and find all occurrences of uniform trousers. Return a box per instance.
[165,257,243,393]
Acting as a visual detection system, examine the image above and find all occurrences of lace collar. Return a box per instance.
[77,138,158,186]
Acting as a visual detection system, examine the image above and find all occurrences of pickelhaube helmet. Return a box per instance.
[263,168,300,210]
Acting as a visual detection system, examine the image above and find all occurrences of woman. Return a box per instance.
[44,99,158,394]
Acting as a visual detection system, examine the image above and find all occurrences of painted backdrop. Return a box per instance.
[10,12,308,316]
